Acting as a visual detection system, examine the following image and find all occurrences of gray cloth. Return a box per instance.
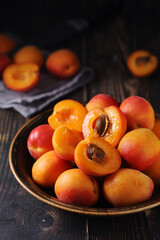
[0,67,94,118]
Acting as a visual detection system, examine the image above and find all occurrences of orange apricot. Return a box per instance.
[82,106,127,147]
[52,126,83,161]
[103,168,154,207]
[144,156,160,186]
[0,34,16,54]
[32,150,72,188]
[3,63,40,92]
[74,136,121,176]
[152,118,160,139]
[48,99,87,132]
[46,49,80,79]
[55,168,99,206]
[127,50,158,77]
[13,45,44,68]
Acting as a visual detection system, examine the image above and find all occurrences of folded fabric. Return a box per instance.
[0,67,94,118]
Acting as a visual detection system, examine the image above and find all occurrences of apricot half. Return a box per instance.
[3,63,40,92]
[82,106,127,147]
[103,168,154,207]
[52,126,83,161]
[74,136,121,176]
[127,50,158,77]
[48,99,87,132]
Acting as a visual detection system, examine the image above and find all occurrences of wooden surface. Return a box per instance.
[1,0,160,239]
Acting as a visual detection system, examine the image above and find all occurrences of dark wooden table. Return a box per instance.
[1,1,160,239]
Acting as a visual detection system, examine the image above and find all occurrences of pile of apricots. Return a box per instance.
[0,34,80,92]
[27,94,160,208]
[0,33,159,93]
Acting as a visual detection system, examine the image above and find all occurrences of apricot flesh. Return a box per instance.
[103,168,154,207]
[74,136,121,176]
[118,128,160,171]
[55,168,99,206]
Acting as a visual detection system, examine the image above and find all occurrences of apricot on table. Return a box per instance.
[0,54,12,76]
[86,94,119,112]
[52,126,83,161]
[120,96,155,130]
[13,45,44,68]
[152,118,160,139]
[0,34,16,54]
[48,99,87,132]
[82,106,127,147]
[74,136,121,176]
[103,168,154,207]
[3,63,40,92]
[32,150,72,188]
[46,49,80,79]
[55,168,99,206]
[118,128,160,171]
[27,124,54,160]
[127,50,158,77]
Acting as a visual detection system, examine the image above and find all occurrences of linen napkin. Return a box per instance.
[0,67,94,118]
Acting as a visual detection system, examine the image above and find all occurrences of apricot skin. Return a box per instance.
[74,136,121,176]
[144,156,160,186]
[27,124,54,160]
[86,94,119,112]
[0,34,16,54]
[120,96,155,130]
[55,169,99,206]
[13,45,44,68]
[46,49,80,79]
[32,150,72,188]
[103,168,154,207]
[118,128,160,171]
[152,118,160,139]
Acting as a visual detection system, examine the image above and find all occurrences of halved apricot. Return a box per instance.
[82,106,127,147]
[74,136,121,176]
[127,50,158,77]
[48,99,87,132]
[3,63,40,92]
[52,126,83,161]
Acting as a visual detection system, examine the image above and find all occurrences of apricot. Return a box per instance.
[0,34,16,54]
[13,45,44,68]
[118,128,160,171]
[152,118,160,139]
[144,156,160,186]
[127,50,158,77]
[32,150,72,188]
[52,126,83,161]
[55,168,99,206]
[0,54,12,76]
[103,168,154,207]
[74,136,121,176]
[82,106,127,147]
[120,96,155,130]
[48,99,87,132]
[3,63,40,92]
[86,94,119,112]
[27,124,54,160]
[46,49,80,79]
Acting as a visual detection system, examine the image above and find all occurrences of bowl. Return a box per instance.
[9,109,160,216]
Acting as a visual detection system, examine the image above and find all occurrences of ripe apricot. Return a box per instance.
[144,156,160,186]
[3,63,40,92]
[152,118,160,139]
[82,106,127,147]
[52,126,83,161]
[86,94,119,112]
[0,34,16,54]
[103,168,154,207]
[55,168,99,206]
[46,49,80,79]
[74,136,121,176]
[32,150,72,188]
[48,99,87,132]
[127,50,158,77]
[13,45,44,68]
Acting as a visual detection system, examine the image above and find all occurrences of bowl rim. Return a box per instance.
[9,109,160,216]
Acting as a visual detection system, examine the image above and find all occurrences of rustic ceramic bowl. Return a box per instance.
[9,109,160,216]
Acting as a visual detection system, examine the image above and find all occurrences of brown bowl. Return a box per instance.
[9,109,160,216]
